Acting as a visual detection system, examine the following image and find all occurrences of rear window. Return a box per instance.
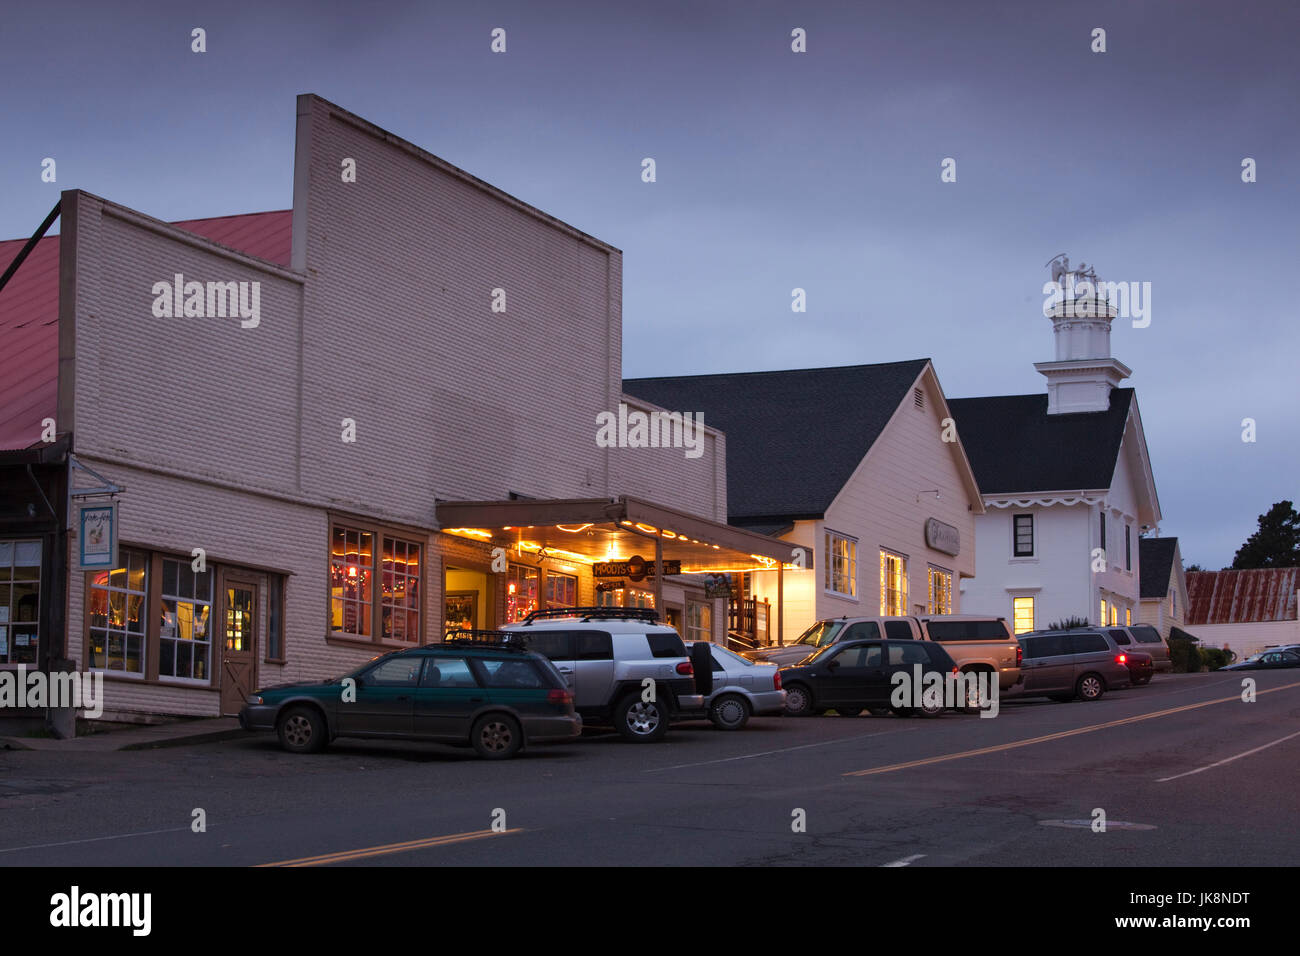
[573,631,613,661]
[925,619,1011,641]
[1069,633,1110,654]
[883,621,915,640]
[473,657,559,689]
[1108,629,1132,645]
[1130,625,1163,644]
[887,642,932,665]
[646,632,688,659]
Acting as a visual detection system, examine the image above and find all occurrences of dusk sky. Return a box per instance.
[2,0,1296,568]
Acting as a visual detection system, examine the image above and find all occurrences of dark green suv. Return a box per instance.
[238,632,581,759]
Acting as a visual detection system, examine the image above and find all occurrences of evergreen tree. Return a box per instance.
[1231,501,1300,569]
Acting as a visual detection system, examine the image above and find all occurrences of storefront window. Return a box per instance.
[159,558,213,681]
[546,571,577,608]
[381,536,421,643]
[88,548,148,675]
[880,550,907,616]
[0,539,42,665]
[330,526,374,638]
[687,601,711,642]
[927,566,953,614]
[506,564,539,622]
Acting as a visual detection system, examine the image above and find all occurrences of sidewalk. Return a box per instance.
[0,717,245,752]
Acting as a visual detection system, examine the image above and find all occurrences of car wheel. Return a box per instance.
[918,697,946,717]
[472,713,523,759]
[784,684,814,717]
[1076,673,1106,701]
[959,672,988,714]
[709,694,751,730]
[277,705,327,754]
[615,693,669,742]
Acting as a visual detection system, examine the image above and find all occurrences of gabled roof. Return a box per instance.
[0,210,292,450]
[1186,568,1299,625]
[624,360,930,523]
[1139,537,1179,599]
[946,389,1133,495]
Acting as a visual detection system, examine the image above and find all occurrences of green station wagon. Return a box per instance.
[238,632,581,759]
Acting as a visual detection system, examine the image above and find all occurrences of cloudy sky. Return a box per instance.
[2,0,1296,568]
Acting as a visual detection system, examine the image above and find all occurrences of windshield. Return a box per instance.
[796,620,844,648]
[711,643,755,667]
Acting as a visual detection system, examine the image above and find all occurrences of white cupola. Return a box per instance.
[1034,255,1131,414]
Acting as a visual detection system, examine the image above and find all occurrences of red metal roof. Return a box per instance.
[1186,568,1299,625]
[0,209,292,450]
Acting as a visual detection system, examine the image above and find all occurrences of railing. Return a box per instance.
[729,596,770,645]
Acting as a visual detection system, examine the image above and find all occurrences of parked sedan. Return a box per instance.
[239,637,581,759]
[779,639,959,717]
[1220,650,1300,671]
[1123,649,1154,685]
[685,641,785,729]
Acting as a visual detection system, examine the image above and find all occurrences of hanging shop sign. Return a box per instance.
[593,555,682,581]
[925,518,961,557]
[703,573,732,599]
[77,501,119,571]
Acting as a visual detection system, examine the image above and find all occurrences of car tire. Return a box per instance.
[918,698,945,717]
[959,671,989,714]
[614,693,670,742]
[784,684,814,717]
[709,694,751,730]
[472,713,523,759]
[1076,673,1106,701]
[277,705,327,754]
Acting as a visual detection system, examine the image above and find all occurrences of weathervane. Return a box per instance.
[1047,253,1099,289]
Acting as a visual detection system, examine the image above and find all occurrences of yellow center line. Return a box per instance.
[845,679,1300,778]
[256,827,524,867]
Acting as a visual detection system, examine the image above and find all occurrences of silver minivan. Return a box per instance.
[1108,625,1172,672]
[1013,628,1133,701]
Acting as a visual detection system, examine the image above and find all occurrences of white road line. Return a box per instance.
[1157,728,1300,782]
[644,728,914,773]
[0,823,204,854]
[881,854,925,867]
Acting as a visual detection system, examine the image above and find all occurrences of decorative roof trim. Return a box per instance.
[984,492,1107,509]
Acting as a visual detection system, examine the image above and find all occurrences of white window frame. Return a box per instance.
[1012,596,1035,634]
[824,530,858,598]
[158,556,214,685]
[927,566,953,614]
[879,549,908,616]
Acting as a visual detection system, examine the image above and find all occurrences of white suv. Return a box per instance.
[502,608,708,742]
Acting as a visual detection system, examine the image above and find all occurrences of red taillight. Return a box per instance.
[773,670,782,690]
[547,689,572,704]
[1116,654,1127,665]
[676,661,694,676]
[1016,646,1023,667]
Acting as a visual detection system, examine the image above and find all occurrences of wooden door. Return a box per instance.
[220,576,259,716]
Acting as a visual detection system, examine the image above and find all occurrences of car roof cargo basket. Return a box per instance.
[520,606,660,625]
[440,629,531,651]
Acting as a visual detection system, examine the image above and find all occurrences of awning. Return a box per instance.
[436,495,812,574]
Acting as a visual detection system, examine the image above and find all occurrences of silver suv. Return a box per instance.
[502,608,707,742]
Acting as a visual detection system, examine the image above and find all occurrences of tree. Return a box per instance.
[1231,501,1300,569]
[1184,563,1204,573]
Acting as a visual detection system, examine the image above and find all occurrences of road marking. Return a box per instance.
[881,853,925,867]
[1156,728,1300,782]
[256,827,522,867]
[845,679,1300,777]
[0,824,201,855]
[644,728,914,773]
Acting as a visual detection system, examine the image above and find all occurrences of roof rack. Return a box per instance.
[520,606,660,625]
[439,629,531,651]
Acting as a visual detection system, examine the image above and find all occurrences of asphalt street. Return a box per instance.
[2,672,1297,867]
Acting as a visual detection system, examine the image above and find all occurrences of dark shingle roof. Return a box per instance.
[946,389,1133,494]
[625,360,930,523]
[1139,537,1178,599]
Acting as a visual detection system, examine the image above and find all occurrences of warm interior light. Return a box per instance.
[556,524,593,533]
[635,523,659,534]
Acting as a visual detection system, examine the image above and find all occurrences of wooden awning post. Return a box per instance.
[654,536,663,615]
[777,564,784,647]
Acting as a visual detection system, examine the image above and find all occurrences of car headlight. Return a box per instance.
[246,695,264,705]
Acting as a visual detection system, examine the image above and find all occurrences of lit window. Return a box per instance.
[1013,596,1035,634]
[1125,607,1132,626]
[88,549,148,675]
[381,536,422,643]
[0,540,41,665]
[506,564,540,622]
[1100,598,1107,624]
[330,526,374,638]
[1108,603,1118,626]
[927,566,953,614]
[824,530,857,597]
[159,558,213,681]
[880,550,908,615]
[1012,514,1034,557]
[546,571,578,608]
[687,601,711,642]
[331,524,422,642]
